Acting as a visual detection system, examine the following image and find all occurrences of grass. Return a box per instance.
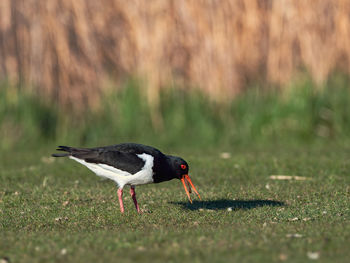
[1,144,349,262]
[1,74,350,262]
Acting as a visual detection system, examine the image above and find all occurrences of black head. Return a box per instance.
[166,155,201,203]
[167,155,189,179]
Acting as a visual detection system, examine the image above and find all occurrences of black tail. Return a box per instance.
[51,145,73,157]
[52,145,95,158]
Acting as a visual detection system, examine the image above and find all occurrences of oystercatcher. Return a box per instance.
[52,143,201,213]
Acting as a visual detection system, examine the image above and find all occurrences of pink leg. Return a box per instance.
[117,188,124,213]
[130,186,141,213]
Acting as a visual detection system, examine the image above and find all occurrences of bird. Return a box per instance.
[52,143,201,213]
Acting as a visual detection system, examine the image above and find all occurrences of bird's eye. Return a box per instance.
[181,164,186,170]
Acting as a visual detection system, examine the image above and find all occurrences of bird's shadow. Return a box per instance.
[170,199,285,211]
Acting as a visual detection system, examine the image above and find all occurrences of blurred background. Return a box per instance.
[1,0,350,151]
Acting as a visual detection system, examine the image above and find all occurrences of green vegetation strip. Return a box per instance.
[2,74,350,150]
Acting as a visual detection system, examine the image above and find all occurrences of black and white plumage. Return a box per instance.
[52,143,201,213]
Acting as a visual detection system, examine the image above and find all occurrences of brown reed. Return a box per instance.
[1,0,350,110]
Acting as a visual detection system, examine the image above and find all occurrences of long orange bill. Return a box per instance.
[185,174,201,200]
[181,176,192,203]
[186,179,192,193]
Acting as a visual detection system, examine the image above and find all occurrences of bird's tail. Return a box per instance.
[52,145,95,158]
[51,146,73,157]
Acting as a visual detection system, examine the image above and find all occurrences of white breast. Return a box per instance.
[70,153,154,188]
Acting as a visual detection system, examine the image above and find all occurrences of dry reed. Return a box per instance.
[1,0,350,109]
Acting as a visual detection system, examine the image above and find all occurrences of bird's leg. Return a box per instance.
[130,186,141,213]
[117,188,124,213]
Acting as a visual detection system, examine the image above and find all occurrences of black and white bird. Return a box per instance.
[52,143,201,213]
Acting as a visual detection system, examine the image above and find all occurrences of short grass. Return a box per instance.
[1,144,349,263]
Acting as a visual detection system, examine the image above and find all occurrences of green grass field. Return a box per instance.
[1,75,350,262]
[1,144,349,263]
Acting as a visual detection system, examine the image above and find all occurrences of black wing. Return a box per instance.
[101,143,172,183]
[99,143,163,156]
[53,145,146,174]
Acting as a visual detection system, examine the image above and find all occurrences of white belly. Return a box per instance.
[70,153,154,188]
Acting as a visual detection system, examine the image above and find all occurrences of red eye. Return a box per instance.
[181,164,187,170]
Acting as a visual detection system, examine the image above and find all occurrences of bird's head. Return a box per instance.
[168,156,201,203]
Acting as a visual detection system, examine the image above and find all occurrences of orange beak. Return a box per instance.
[181,174,201,203]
